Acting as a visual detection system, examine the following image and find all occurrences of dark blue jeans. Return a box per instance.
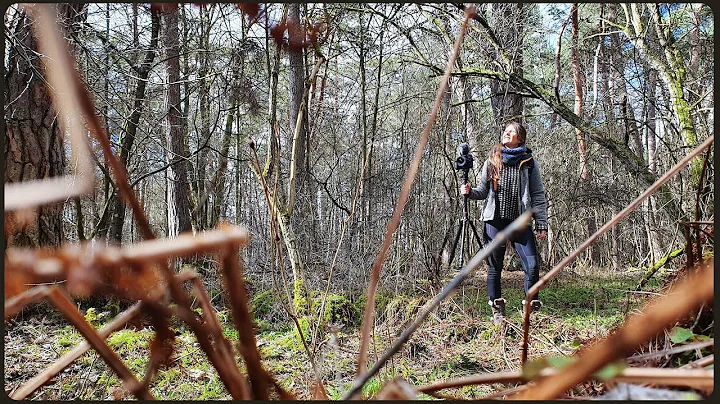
[484,219,540,301]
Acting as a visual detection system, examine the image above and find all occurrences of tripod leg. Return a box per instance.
[467,219,484,249]
[447,219,465,269]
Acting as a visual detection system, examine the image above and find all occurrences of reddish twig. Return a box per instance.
[514,258,714,399]
[4,285,52,319]
[46,286,153,399]
[354,5,477,384]
[10,301,144,400]
[188,273,252,399]
[219,230,275,399]
[520,135,715,364]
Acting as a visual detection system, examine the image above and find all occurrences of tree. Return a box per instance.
[486,3,525,127]
[570,3,599,265]
[162,5,192,238]
[106,9,161,244]
[4,4,87,247]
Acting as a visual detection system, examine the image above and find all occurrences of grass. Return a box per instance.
[5,265,707,400]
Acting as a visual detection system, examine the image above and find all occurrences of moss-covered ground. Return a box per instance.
[3,265,711,400]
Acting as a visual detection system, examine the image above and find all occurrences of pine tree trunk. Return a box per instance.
[4,4,86,247]
[162,5,192,238]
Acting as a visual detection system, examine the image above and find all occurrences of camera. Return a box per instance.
[454,143,474,171]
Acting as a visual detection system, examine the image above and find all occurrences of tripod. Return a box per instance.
[447,168,483,269]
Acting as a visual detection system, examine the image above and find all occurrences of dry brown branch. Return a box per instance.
[9,301,144,400]
[681,354,714,369]
[520,135,715,364]
[219,233,288,399]
[46,286,153,399]
[627,339,713,363]
[355,4,477,384]
[5,226,248,300]
[4,285,52,319]
[513,257,713,399]
[343,211,532,399]
[188,273,252,399]
[418,366,712,396]
[9,269,197,400]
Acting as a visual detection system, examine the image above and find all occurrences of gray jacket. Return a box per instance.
[468,158,548,230]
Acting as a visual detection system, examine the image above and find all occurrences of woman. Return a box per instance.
[460,121,548,325]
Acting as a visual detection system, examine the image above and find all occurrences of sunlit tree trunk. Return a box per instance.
[162,5,192,238]
[570,4,599,265]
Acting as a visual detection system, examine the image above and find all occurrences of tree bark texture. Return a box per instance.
[162,6,192,238]
[488,3,524,127]
[4,4,86,247]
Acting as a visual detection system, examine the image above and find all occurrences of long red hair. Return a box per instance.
[488,121,527,182]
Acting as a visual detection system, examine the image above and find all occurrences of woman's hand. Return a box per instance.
[537,230,547,240]
[460,184,471,195]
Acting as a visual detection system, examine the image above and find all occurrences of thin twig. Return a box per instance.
[520,135,715,364]
[10,302,142,400]
[514,258,714,399]
[354,5,477,385]
[627,339,713,363]
[343,210,531,400]
[419,365,713,395]
[46,286,153,399]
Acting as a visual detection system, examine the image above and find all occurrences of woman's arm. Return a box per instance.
[529,160,548,230]
[468,159,490,200]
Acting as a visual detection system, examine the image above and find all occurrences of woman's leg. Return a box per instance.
[484,220,508,301]
[512,226,540,301]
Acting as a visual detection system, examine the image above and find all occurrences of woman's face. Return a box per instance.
[501,125,521,148]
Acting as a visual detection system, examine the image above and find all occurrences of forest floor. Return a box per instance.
[3,264,712,400]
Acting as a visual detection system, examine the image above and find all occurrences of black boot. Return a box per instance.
[522,299,543,313]
[489,298,506,326]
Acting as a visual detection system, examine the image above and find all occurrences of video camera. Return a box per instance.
[454,143,474,171]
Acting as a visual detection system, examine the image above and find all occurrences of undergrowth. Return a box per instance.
[4,265,710,400]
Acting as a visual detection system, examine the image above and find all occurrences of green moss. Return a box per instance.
[83,307,109,327]
[106,329,153,355]
[293,278,309,316]
[251,290,276,319]
[312,294,359,327]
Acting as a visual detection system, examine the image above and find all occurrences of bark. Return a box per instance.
[162,5,192,238]
[358,9,369,244]
[287,2,307,211]
[570,4,599,265]
[625,4,701,185]
[488,3,524,127]
[4,4,86,247]
[195,5,215,231]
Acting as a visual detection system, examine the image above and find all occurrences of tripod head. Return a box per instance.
[455,142,473,184]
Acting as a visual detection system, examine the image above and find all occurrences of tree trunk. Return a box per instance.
[286,2,310,313]
[570,4,599,265]
[488,3,524,127]
[162,5,192,238]
[4,4,86,247]
[107,11,160,244]
[627,4,701,186]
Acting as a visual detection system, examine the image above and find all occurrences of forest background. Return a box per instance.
[3,2,714,400]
